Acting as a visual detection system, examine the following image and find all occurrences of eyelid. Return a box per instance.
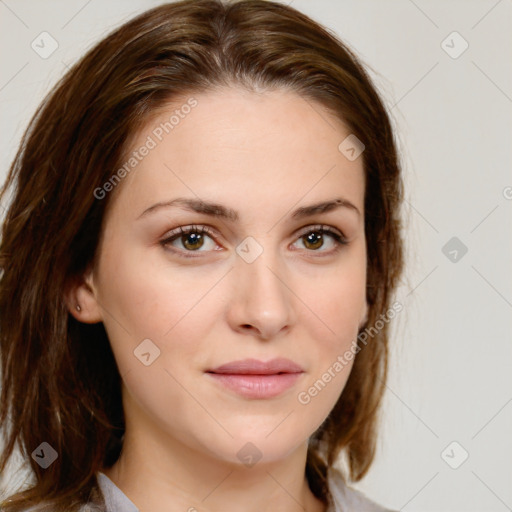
[294,223,346,240]
[161,223,346,242]
[161,224,219,243]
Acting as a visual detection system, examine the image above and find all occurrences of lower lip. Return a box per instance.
[207,372,303,399]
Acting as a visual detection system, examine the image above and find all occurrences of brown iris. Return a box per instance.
[302,231,323,250]
[181,232,204,250]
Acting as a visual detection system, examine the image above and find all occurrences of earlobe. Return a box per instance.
[64,267,103,324]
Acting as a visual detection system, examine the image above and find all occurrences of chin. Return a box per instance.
[200,430,308,470]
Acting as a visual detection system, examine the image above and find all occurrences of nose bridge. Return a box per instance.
[230,236,293,337]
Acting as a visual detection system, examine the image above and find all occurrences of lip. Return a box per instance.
[206,358,304,399]
[208,358,304,375]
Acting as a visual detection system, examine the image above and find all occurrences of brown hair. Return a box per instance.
[0,0,404,510]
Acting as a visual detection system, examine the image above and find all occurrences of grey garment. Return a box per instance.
[95,469,396,512]
[326,469,396,512]
[95,472,139,511]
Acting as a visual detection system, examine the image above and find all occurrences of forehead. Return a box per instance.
[107,87,365,221]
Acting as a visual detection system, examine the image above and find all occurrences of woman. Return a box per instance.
[0,1,404,510]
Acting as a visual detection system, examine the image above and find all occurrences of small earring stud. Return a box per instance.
[76,304,81,312]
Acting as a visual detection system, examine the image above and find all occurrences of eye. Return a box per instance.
[291,224,348,255]
[160,225,219,257]
[159,224,348,258]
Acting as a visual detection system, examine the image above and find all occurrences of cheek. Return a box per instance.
[298,259,366,344]
[294,257,365,405]
[95,246,225,371]
[293,275,363,427]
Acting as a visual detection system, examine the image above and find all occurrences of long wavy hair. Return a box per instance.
[0,0,404,510]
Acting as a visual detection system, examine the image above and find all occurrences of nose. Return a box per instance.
[226,245,295,341]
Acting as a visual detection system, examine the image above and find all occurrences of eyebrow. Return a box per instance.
[137,197,360,221]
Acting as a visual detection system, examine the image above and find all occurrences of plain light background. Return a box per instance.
[0,1,511,511]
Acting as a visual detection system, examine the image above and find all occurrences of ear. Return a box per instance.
[64,265,103,324]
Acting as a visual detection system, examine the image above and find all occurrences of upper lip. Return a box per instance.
[207,358,303,375]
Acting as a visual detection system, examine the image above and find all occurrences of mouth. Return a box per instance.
[207,357,303,375]
[205,358,304,399]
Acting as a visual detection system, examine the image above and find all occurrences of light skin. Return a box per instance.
[67,86,368,512]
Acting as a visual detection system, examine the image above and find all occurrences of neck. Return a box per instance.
[102,409,326,512]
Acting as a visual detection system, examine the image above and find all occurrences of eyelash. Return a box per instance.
[159,224,348,259]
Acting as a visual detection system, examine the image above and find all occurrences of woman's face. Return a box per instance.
[84,86,367,466]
